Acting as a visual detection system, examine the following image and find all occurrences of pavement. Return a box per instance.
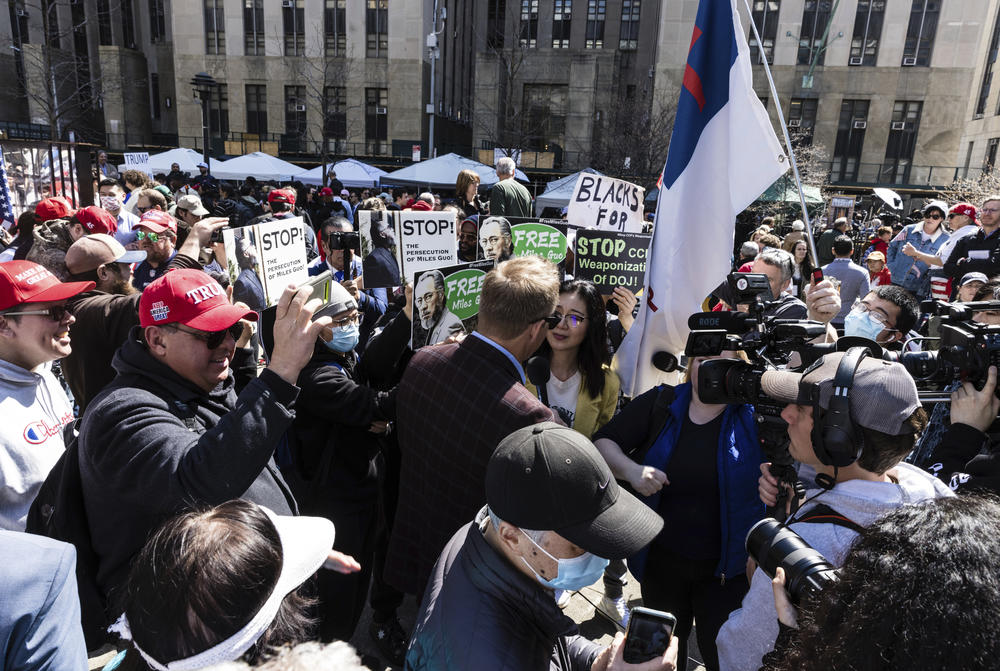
[349,569,706,671]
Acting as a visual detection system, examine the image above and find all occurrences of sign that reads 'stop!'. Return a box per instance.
[568,174,645,232]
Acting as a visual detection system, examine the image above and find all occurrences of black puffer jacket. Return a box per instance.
[79,327,299,604]
[405,508,603,671]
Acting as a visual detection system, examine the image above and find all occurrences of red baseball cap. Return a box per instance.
[35,197,76,222]
[139,269,257,330]
[73,206,118,235]
[268,188,297,205]
[137,209,177,235]
[0,261,94,311]
[950,202,978,222]
[318,187,333,197]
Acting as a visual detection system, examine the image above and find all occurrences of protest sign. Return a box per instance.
[573,229,650,294]
[567,174,645,232]
[411,259,493,349]
[224,216,310,310]
[396,210,459,282]
[509,219,568,265]
[358,209,402,289]
[124,152,152,178]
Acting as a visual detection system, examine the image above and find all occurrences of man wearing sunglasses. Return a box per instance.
[0,261,94,530]
[886,199,950,299]
[132,209,178,291]
[77,268,330,609]
[945,195,1000,283]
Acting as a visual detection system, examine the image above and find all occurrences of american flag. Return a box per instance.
[0,151,14,231]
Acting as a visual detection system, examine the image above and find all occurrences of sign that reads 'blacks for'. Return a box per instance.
[411,259,493,349]
[568,174,645,232]
[573,229,650,295]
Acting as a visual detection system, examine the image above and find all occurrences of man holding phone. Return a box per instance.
[406,423,677,671]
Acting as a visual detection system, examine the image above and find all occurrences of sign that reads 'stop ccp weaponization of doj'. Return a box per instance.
[573,229,650,295]
[567,174,645,232]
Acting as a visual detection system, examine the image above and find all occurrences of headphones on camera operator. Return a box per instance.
[801,345,871,470]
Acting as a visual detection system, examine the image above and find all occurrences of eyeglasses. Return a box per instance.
[925,213,943,220]
[982,207,1000,214]
[163,322,243,349]
[552,313,586,328]
[330,315,359,328]
[135,230,160,243]
[137,205,155,214]
[535,314,563,330]
[852,301,898,330]
[2,304,73,322]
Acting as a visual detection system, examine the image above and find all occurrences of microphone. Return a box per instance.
[525,356,551,407]
[687,311,755,334]
[652,351,679,373]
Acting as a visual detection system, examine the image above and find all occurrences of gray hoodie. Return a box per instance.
[716,462,954,671]
[0,359,74,530]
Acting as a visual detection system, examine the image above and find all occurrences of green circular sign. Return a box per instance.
[445,268,487,320]
[511,223,567,264]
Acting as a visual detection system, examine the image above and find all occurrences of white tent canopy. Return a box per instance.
[298,158,389,188]
[210,152,307,182]
[533,168,604,215]
[116,148,208,176]
[380,153,528,190]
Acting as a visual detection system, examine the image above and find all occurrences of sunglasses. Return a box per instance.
[2,304,73,322]
[552,313,586,328]
[925,213,943,220]
[137,205,155,214]
[136,230,161,242]
[536,314,562,330]
[164,322,243,349]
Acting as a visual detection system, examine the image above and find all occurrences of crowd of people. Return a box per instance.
[0,154,999,671]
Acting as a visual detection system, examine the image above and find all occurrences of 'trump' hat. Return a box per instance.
[65,234,146,274]
[760,352,920,436]
[139,268,257,330]
[73,206,118,235]
[35,197,75,222]
[137,209,177,235]
[486,423,663,559]
[0,261,94,310]
[268,188,296,205]
[950,202,978,222]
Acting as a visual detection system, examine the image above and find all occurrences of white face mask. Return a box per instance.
[101,195,121,212]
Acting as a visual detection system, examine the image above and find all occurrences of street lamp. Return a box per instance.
[190,72,218,170]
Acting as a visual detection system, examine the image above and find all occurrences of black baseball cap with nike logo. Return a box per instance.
[486,422,664,559]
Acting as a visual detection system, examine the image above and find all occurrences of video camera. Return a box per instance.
[325,231,360,254]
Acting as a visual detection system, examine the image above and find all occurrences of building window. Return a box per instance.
[788,98,818,145]
[285,85,307,134]
[204,0,224,55]
[979,7,1000,117]
[798,1,832,66]
[986,138,999,172]
[367,0,388,58]
[150,72,160,119]
[749,1,779,65]
[903,0,939,66]
[619,0,640,50]
[849,0,884,66]
[586,0,606,49]
[96,0,112,46]
[244,0,264,55]
[284,0,305,56]
[148,0,166,42]
[519,0,537,48]
[882,101,922,184]
[832,99,869,182]
[523,84,567,150]
[365,87,388,153]
[324,86,347,139]
[325,0,346,56]
[246,84,267,135]
[488,0,506,49]
[209,83,229,137]
[552,0,571,48]
[122,0,137,49]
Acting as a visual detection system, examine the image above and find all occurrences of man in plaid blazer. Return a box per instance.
[385,255,561,597]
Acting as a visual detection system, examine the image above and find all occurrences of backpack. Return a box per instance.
[25,419,107,649]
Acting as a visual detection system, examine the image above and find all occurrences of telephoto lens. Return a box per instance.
[745,518,839,604]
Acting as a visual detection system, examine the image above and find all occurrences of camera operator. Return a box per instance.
[715,352,954,671]
[760,497,1000,671]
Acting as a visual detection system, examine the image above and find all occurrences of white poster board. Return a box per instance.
[395,210,459,283]
[124,152,152,178]
[567,174,645,232]
[224,216,310,310]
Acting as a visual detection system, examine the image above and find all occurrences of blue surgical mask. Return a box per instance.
[518,529,610,592]
[322,323,359,353]
[844,308,884,342]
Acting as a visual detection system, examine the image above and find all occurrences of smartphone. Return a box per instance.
[210,225,230,244]
[622,607,677,665]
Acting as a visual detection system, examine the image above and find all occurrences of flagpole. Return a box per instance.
[741,0,821,265]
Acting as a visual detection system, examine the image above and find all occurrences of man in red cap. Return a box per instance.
[247,187,319,262]
[77,269,331,611]
[0,261,93,530]
[132,210,178,291]
[34,196,76,223]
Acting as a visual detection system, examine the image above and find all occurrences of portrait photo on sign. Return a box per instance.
[411,260,493,349]
[358,209,401,289]
[478,215,515,263]
[457,215,482,262]
[502,219,570,277]
[226,227,266,314]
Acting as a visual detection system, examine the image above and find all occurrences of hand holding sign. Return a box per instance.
[267,285,330,385]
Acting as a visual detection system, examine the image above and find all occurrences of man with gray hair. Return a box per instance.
[490,156,532,217]
[751,247,808,319]
[736,240,759,269]
[414,269,465,347]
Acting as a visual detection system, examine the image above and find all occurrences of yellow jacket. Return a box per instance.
[525,365,620,439]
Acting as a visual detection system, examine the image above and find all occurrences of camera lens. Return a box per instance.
[746,518,839,603]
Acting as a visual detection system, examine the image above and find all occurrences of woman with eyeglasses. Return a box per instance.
[886,200,950,299]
